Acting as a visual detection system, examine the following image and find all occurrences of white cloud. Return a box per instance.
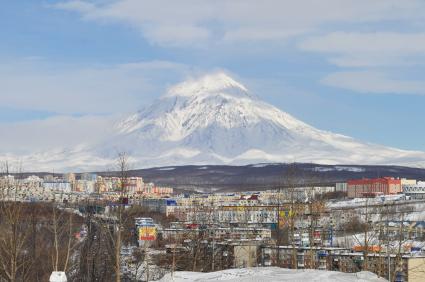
[49,1,425,98]
[301,32,425,53]
[222,28,308,42]
[0,59,190,114]
[299,32,425,93]
[300,32,425,67]
[0,115,116,154]
[53,0,425,47]
[322,71,425,95]
[53,0,95,13]
[144,25,211,47]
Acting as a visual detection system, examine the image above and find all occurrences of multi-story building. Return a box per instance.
[401,179,417,186]
[262,245,425,282]
[212,227,271,240]
[97,176,172,196]
[80,173,97,182]
[75,179,95,193]
[142,183,173,195]
[403,181,425,200]
[125,177,144,194]
[262,245,350,269]
[63,173,76,183]
[347,177,402,198]
[43,174,55,182]
[162,226,271,242]
[23,175,43,188]
[335,182,347,193]
[43,181,72,193]
[138,198,178,216]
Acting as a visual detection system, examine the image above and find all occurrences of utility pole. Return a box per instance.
[276,187,282,266]
[386,204,391,282]
[211,239,215,271]
[210,199,216,271]
[363,198,370,271]
[144,241,150,282]
[172,240,177,279]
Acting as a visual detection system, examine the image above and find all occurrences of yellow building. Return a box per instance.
[407,257,425,282]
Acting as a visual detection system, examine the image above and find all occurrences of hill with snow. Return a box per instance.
[158,267,388,282]
[3,72,425,171]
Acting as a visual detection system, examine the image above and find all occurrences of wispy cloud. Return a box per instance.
[322,71,425,95]
[0,115,116,154]
[0,59,191,114]
[300,32,425,67]
[0,57,203,155]
[53,0,96,13]
[52,0,425,47]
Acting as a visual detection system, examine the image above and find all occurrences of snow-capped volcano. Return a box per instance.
[98,72,425,168]
[3,72,425,171]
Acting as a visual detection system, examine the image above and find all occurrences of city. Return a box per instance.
[1,163,425,281]
[2,1,425,282]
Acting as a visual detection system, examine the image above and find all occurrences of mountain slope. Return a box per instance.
[96,72,425,169]
[3,72,425,171]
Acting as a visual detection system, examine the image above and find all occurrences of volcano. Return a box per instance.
[5,72,425,171]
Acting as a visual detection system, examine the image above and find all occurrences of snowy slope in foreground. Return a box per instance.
[159,267,387,282]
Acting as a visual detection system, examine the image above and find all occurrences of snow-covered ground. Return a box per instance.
[159,267,387,282]
[328,195,408,209]
[312,166,365,173]
[328,198,425,222]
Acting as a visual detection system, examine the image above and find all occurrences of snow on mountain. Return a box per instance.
[101,72,425,169]
[3,72,425,171]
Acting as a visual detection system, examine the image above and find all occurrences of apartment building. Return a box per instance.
[347,177,402,198]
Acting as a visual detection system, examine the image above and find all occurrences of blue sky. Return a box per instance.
[1,0,425,153]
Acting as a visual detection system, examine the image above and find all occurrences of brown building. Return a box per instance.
[347,177,402,198]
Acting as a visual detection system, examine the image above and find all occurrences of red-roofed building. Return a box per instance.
[347,177,401,198]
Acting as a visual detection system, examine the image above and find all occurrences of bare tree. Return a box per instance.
[303,171,325,270]
[392,205,414,282]
[350,198,379,271]
[49,204,81,275]
[114,152,130,282]
[0,161,33,281]
[284,163,300,269]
